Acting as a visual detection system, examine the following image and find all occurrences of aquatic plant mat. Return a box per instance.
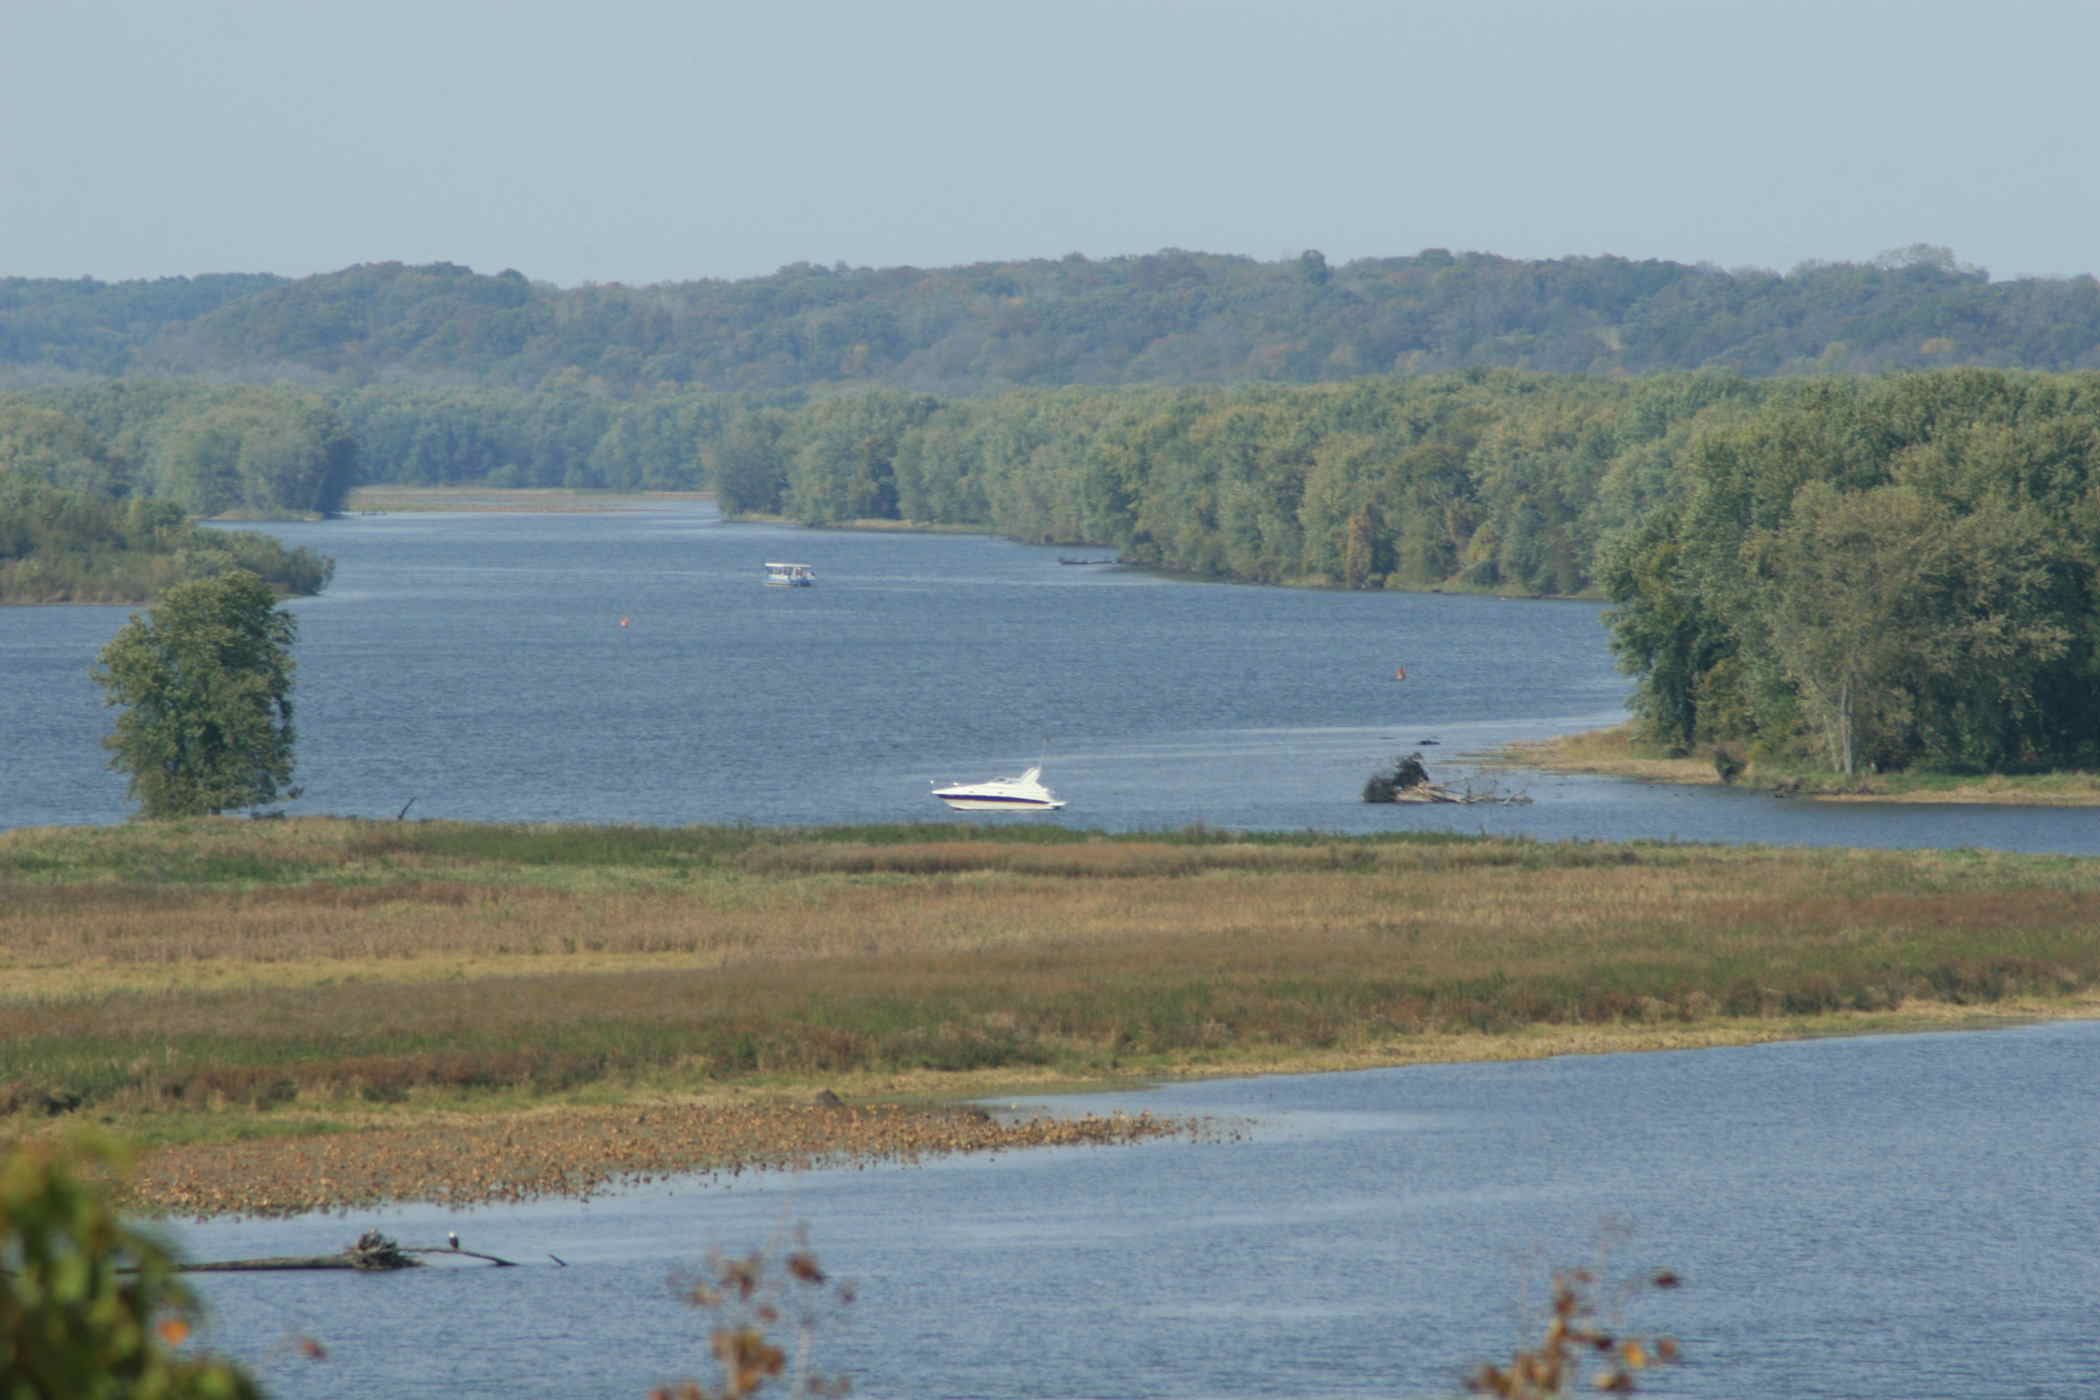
[6,818,2098,1216]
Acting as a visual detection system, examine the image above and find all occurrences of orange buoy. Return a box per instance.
[1394,667,1407,681]
[619,616,631,628]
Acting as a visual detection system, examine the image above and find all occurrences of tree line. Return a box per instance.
[2,366,1755,597]
[705,371,1763,596]
[0,381,356,515]
[7,245,2100,396]
[355,363,2100,777]
[6,350,2097,778]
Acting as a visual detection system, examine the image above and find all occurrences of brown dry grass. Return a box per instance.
[1494,727,1727,785]
[343,486,713,513]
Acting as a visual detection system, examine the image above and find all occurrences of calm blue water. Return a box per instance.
[173,1019,2100,1399]
[14,506,2100,1395]
[2,501,2095,852]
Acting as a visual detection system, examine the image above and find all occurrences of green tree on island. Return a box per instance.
[93,570,300,818]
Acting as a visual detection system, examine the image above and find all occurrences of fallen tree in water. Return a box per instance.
[1363,752,1530,804]
[178,1228,519,1271]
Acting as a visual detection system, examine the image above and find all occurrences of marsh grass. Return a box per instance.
[343,486,714,514]
[6,818,2100,1155]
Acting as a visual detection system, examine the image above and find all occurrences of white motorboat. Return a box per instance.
[931,765,1066,811]
[765,561,815,586]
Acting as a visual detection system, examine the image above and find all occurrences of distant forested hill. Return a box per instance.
[10,247,2100,777]
[5,245,2099,394]
[0,273,284,377]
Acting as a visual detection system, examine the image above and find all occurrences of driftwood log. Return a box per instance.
[1383,783,1467,803]
[178,1229,519,1272]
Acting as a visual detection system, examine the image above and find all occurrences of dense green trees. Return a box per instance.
[727,373,1753,594]
[0,401,127,496]
[6,248,2100,395]
[0,271,280,375]
[10,249,2100,782]
[0,388,347,600]
[0,386,358,517]
[0,473,333,603]
[93,570,301,818]
[148,388,358,516]
[1600,370,2100,774]
[723,366,2100,777]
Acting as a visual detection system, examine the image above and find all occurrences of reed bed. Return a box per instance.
[6,817,2100,1213]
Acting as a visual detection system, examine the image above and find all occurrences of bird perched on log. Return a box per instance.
[448,1232,460,1250]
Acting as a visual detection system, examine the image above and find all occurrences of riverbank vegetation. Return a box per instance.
[0,475,333,603]
[1501,726,2100,804]
[8,250,2099,785]
[0,383,356,518]
[5,818,2096,1215]
[1603,372,2100,779]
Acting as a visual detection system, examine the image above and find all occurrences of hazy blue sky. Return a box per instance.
[8,0,2097,287]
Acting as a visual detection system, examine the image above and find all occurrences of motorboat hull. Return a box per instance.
[931,765,1065,812]
[933,793,1066,811]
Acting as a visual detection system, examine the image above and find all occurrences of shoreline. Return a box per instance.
[1495,725,2100,807]
[85,998,2100,1220]
[342,486,715,514]
[11,815,2100,1223]
[346,486,1590,596]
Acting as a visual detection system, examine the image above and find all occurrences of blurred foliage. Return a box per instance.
[1,1131,262,1398]
[658,1232,854,1400]
[1468,1266,1682,1398]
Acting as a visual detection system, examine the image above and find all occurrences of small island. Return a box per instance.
[1,384,348,604]
[0,480,334,603]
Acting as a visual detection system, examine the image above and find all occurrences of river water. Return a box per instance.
[172,1019,2100,1399]
[2,501,2095,851]
[11,504,2100,1397]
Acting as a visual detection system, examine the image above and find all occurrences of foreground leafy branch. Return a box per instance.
[1,1131,262,1398]
[1468,1266,1682,1397]
[657,1230,856,1400]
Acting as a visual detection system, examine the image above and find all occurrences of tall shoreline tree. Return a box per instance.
[92,570,300,818]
